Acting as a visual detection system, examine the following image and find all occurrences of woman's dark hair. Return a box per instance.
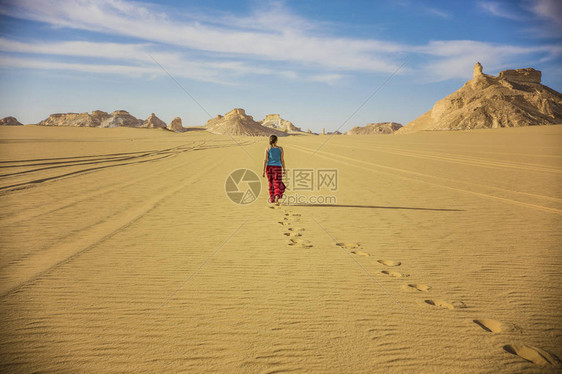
[269,134,278,146]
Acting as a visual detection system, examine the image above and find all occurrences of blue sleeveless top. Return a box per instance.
[267,147,282,166]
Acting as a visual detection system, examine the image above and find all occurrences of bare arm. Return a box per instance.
[262,148,268,177]
[280,147,286,173]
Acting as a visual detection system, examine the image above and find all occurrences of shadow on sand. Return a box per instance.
[291,204,463,212]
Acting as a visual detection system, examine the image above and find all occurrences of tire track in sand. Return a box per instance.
[290,144,562,214]
[0,144,206,225]
[0,158,220,297]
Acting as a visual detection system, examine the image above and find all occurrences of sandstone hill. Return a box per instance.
[397,63,562,133]
[38,110,143,128]
[345,122,402,135]
[168,117,184,132]
[35,110,186,130]
[261,114,302,133]
[0,116,23,126]
[141,113,167,129]
[206,109,286,137]
[100,110,144,128]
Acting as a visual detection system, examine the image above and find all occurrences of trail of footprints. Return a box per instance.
[273,207,312,249]
[337,241,559,368]
[347,241,559,367]
[270,206,560,368]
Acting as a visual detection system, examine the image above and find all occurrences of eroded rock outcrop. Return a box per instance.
[38,110,144,128]
[142,113,167,129]
[498,68,541,84]
[168,117,184,132]
[38,110,109,127]
[206,108,286,136]
[398,63,562,133]
[327,130,342,135]
[261,114,302,133]
[345,122,402,135]
[100,110,143,128]
[0,116,23,126]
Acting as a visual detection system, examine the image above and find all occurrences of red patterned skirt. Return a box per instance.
[266,165,286,202]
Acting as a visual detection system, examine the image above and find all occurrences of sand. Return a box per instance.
[0,125,561,373]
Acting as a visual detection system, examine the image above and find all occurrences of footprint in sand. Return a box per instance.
[350,250,370,257]
[503,344,561,367]
[288,238,313,248]
[406,284,431,292]
[287,227,305,232]
[377,259,401,267]
[278,221,292,226]
[473,319,521,334]
[336,242,361,250]
[283,232,302,237]
[381,270,409,278]
[425,299,466,310]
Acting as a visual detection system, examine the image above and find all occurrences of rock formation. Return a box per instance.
[100,110,143,128]
[168,117,184,132]
[38,110,143,128]
[398,63,562,133]
[0,116,23,126]
[345,122,403,135]
[142,113,167,129]
[473,62,483,77]
[38,110,109,127]
[206,108,286,137]
[498,68,541,84]
[261,114,302,133]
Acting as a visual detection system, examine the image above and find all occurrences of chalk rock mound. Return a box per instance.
[142,113,167,129]
[206,108,286,136]
[398,63,562,133]
[168,117,184,132]
[100,110,143,128]
[38,110,143,128]
[346,122,402,135]
[38,110,109,127]
[261,114,302,133]
[0,116,23,126]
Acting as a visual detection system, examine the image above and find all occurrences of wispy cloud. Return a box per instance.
[477,1,525,20]
[426,8,450,19]
[0,0,559,85]
[526,0,562,26]
[478,0,562,38]
[415,40,561,81]
[0,37,300,83]
[308,74,345,84]
[0,0,403,73]
[393,0,451,19]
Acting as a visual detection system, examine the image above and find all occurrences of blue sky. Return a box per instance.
[0,0,560,131]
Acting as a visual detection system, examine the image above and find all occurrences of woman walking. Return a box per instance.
[262,135,286,205]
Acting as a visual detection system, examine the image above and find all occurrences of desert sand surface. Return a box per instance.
[0,125,561,373]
